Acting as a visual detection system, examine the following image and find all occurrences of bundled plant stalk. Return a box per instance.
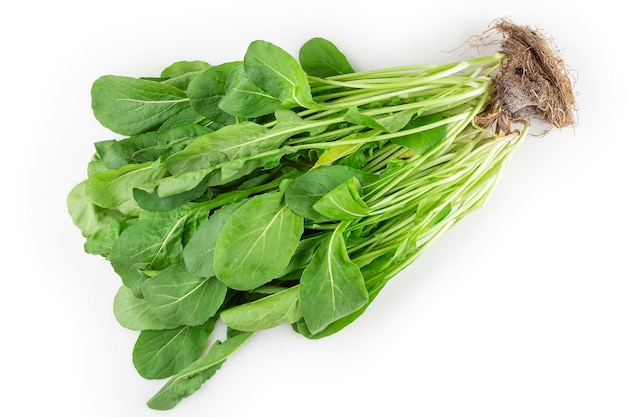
[68,19,576,410]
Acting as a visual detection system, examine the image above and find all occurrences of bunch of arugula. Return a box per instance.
[68,37,526,410]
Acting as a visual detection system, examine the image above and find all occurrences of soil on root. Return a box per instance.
[478,19,577,132]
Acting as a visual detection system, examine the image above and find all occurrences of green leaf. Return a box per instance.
[166,122,287,175]
[157,106,206,131]
[133,319,215,379]
[294,284,384,339]
[113,286,170,331]
[312,176,369,220]
[91,75,189,135]
[314,141,362,167]
[376,109,420,133]
[110,203,211,296]
[183,202,243,278]
[284,165,375,222]
[344,107,417,133]
[274,108,327,136]
[187,62,240,128]
[160,61,211,91]
[164,122,290,187]
[147,331,253,410]
[344,107,386,131]
[299,224,368,334]
[244,40,317,109]
[141,264,227,327]
[278,235,324,277]
[83,218,129,257]
[133,174,211,212]
[84,160,167,216]
[162,61,211,79]
[219,65,282,118]
[220,285,301,331]
[95,123,212,170]
[67,180,129,238]
[391,114,447,155]
[214,191,304,291]
[299,37,354,77]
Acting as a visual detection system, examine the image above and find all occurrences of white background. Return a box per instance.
[3,1,624,416]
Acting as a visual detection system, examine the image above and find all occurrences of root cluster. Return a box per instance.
[484,19,577,130]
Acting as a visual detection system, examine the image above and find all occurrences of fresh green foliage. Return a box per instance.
[91,75,190,135]
[299,37,354,77]
[68,36,529,410]
[146,331,253,410]
[132,319,215,379]
[219,65,282,118]
[244,40,317,109]
[299,222,368,334]
[187,61,241,128]
[220,286,301,331]
[141,263,227,327]
[213,191,304,290]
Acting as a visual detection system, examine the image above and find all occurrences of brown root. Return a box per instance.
[479,19,577,131]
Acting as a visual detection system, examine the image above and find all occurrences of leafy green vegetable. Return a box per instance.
[146,331,253,410]
[213,191,304,290]
[94,123,212,169]
[299,37,354,77]
[84,160,167,216]
[299,222,368,334]
[113,286,170,331]
[133,319,215,379]
[390,114,448,154]
[244,40,317,109]
[312,176,369,220]
[220,286,301,331]
[69,32,547,410]
[109,203,211,296]
[183,201,244,278]
[187,62,241,128]
[91,75,190,135]
[160,60,211,91]
[284,164,375,221]
[141,263,227,327]
[219,65,282,118]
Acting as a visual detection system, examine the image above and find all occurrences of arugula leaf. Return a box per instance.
[147,331,253,410]
[133,319,215,379]
[299,37,354,77]
[91,75,190,135]
[299,223,368,334]
[214,191,304,291]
